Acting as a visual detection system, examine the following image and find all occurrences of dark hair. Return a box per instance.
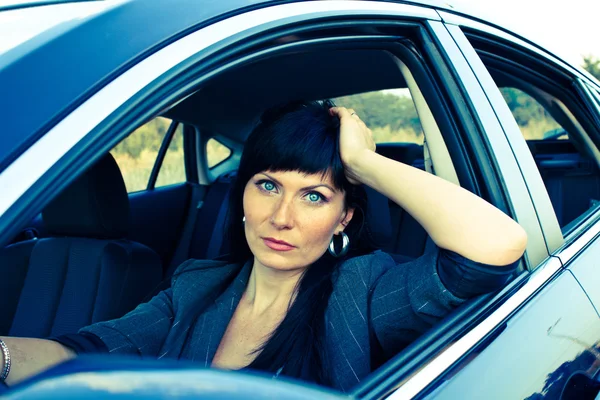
[225,100,371,385]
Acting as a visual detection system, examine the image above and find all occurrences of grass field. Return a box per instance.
[112,132,231,193]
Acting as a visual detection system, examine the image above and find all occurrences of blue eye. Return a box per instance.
[307,192,323,203]
[261,181,276,191]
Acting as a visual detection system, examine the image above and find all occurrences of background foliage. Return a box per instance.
[582,55,600,80]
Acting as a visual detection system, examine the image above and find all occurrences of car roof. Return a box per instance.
[0,0,269,172]
[0,0,590,174]
[0,0,101,12]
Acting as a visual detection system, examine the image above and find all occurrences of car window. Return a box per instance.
[467,37,600,232]
[207,138,231,168]
[155,123,185,188]
[499,87,566,140]
[111,117,182,192]
[334,89,424,144]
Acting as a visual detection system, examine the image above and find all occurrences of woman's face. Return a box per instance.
[243,170,354,271]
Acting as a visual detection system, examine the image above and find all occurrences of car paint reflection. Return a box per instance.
[428,272,600,400]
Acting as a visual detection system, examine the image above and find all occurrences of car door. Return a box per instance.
[559,81,600,316]
[1,1,597,399]
[392,14,600,400]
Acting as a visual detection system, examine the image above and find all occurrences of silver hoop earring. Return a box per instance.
[328,232,349,258]
[242,216,246,223]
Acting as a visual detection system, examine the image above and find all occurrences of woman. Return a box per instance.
[0,101,527,391]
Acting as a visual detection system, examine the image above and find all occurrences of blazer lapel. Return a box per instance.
[194,259,252,367]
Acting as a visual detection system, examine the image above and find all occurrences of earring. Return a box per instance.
[242,216,246,223]
[328,232,349,258]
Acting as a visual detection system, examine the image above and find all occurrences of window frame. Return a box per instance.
[579,79,600,129]
[359,21,550,399]
[462,27,600,249]
[430,23,547,268]
[449,27,564,260]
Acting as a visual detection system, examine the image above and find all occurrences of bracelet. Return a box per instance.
[0,339,10,383]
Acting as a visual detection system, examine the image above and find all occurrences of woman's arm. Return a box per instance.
[331,107,527,266]
[0,337,75,386]
[0,259,203,387]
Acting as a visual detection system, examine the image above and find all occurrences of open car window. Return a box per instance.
[335,89,424,144]
[468,33,600,235]
[111,118,186,192]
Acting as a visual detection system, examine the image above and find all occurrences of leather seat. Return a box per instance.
[0,154,162,337]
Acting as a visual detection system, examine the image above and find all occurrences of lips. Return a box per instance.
[262,237,295,252]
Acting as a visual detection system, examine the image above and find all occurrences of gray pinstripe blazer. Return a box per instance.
[80,248,466,392]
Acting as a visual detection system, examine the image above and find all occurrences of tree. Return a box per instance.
[500,88,550,126]
[582,55,600,81]
[334,91,423,136]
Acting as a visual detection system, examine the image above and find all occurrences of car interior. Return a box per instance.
[0,41,521,389]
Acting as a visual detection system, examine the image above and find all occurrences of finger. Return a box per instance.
[347,109,361,120]
[329,106,353,119]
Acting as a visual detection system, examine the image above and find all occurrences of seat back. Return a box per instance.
[1,154,162,337]
[376,143,429,259]
[528,139,600,228]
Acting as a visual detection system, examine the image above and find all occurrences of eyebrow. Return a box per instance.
[260,172,337,193]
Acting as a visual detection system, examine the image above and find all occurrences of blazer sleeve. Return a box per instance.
[76,259,196,356]
[369,247,518,356]
[77,288,175,356]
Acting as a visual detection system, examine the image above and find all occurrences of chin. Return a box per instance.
[254,250,304,271]
[253,250,312,271]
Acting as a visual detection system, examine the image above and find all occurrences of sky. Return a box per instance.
[450,0,600,67]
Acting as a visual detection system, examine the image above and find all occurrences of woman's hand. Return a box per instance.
[329,107,376,185]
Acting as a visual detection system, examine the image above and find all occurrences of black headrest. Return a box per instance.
[43,153,129,239]
[363,186,392,249]
[376,143,423,167]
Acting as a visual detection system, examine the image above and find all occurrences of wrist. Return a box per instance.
[0,339,10,384]
[343,149,379,184]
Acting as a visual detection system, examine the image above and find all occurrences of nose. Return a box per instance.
[270,196,294,229]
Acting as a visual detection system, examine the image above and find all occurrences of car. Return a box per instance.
[1,0,600,398]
